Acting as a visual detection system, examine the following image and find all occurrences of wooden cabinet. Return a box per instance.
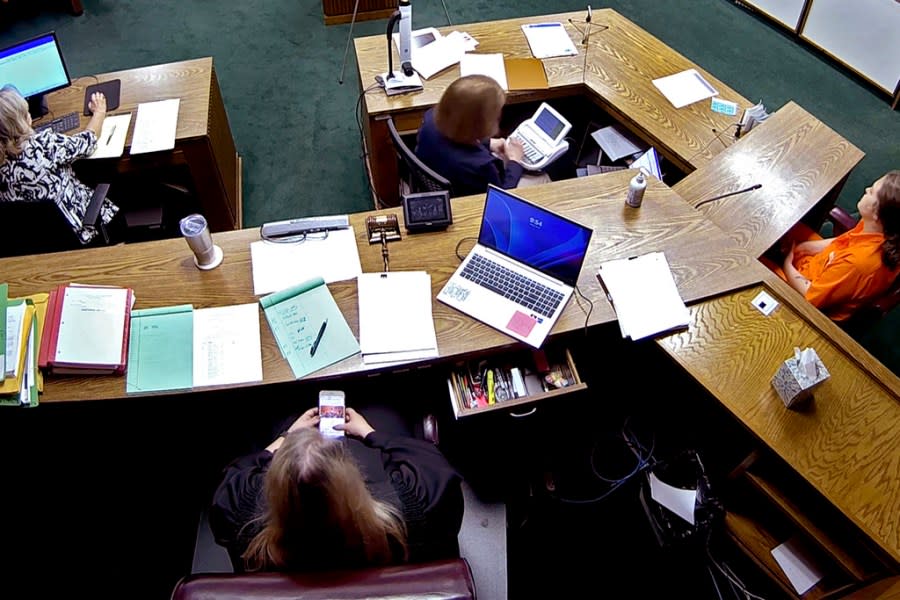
[322,0,397,25]
[724,451,895,598]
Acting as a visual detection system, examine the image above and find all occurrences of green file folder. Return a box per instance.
[127,304,193,393]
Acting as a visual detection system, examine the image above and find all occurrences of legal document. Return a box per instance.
[130,98,180,154]
[192,303,262,387]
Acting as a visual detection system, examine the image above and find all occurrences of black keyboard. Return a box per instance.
[460,253,564,319]
[34,111,80,134]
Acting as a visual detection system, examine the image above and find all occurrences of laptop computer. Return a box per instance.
[508,102,572,171]
[438,185,593,348]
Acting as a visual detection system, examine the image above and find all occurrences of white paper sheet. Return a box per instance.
[630,147,662,179]
[410,34,467,79]
[597,252,691,340]
[357,271,438,364]
[771,538,824,595]
[130,98,180,154]
[590,125,644,162]
[649,472,697,525]
[520,22,578,59]
[652,69,718,109]
[87,113,132,159]
[192,303,263,387]
[250,227,362,295]
[55,286,128,366]
[459,53,508,91]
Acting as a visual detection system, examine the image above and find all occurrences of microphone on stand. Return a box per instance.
[694,183,762,208]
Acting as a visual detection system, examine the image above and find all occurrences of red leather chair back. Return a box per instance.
[171,558,476,600]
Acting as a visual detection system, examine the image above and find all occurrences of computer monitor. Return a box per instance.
[0,31,71,119]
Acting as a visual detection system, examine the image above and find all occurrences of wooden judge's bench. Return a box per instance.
[322,0,397,26]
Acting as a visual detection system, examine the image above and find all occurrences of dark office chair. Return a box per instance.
[386,116,452,206]
[826,206,900,328]
[0,183,111,257]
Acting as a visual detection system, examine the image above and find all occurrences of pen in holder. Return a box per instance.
[180,213,223,270]
[366,214,402,272]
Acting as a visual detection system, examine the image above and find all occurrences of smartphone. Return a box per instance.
[318,390,346,438]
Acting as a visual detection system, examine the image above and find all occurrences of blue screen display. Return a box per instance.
[478,186,593,286]
[0,33,70,99]
[534,108,564,140]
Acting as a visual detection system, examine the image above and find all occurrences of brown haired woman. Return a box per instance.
[774,171,900,321]
[415,74,528,197]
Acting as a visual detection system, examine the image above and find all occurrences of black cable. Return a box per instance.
[573,283,594,335]
[694,183,762,209]
[356,82,386,206]
[454,236,477,261]
[686,122,740,163]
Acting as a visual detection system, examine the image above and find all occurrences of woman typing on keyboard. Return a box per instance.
[415,74,528,197]
[0,86,119,245]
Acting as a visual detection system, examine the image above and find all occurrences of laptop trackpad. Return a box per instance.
[507,311,537,337]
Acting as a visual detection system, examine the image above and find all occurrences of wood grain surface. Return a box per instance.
[656,268,900,562]
[673,101,865,257]
[0,172,754,403]
[354,9,756,204]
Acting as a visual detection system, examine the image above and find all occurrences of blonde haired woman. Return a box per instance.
[0,85,117,244]
[210,406,463,572]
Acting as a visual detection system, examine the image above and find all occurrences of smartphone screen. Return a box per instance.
[318,390,346,438]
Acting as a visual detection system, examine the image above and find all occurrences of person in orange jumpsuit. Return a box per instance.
[777,170,900,321]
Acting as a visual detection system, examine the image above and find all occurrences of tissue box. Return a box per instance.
[771,349,830,407]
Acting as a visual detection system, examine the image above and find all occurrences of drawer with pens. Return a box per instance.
[446,346,586,418]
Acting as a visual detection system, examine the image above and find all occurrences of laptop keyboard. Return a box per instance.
[461,253,564,318]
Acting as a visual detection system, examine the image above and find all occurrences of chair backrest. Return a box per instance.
[0,199,85,257]
[171,558,476,600]
[0,183,111,258]
[386,117,452,197]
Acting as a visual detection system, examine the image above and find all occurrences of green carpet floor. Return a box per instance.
[1,0,897,374]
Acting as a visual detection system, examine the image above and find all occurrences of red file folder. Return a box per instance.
[38,283,133,375]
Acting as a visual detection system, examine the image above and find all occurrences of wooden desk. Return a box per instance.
[36,57,243,232]
[657,264,900,565]
[672,101,865,257]
[354,9,751,206]
[0,171,755,403]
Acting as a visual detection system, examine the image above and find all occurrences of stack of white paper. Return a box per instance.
[357,271,438,365]
[459,53,508,90]
[597,252,691,340]
[250,227,363,295]
[652,69,718,109]
[192,303,263,387]
[591,125,645,162]
[520,22,578,59]
[130,98,180,155]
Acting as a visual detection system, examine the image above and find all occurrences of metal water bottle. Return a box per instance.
[625,170,647,208]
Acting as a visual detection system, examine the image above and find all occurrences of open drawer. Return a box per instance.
[446,346,586,418]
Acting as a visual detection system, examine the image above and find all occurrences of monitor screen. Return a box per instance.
[0,32,71,101]
[478,185,593,286]
[534,107,565,141]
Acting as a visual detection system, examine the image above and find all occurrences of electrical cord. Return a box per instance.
[573,284,594,335]
[704,529,768,600]
[553,417,655,505]
[454,236,477,261]
[355,82,386,206]
[686,123,740,163]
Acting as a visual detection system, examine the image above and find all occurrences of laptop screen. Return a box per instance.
[533,106,565,141]
[478,186,593,287]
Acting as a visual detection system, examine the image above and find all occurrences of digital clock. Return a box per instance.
[401,191,452,233]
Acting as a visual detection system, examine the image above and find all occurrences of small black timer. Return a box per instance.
[401,191,452,233]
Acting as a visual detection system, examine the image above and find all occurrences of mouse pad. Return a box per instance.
[83,79,121,115]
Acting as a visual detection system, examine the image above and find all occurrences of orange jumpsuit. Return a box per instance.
[789,222,898,321]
